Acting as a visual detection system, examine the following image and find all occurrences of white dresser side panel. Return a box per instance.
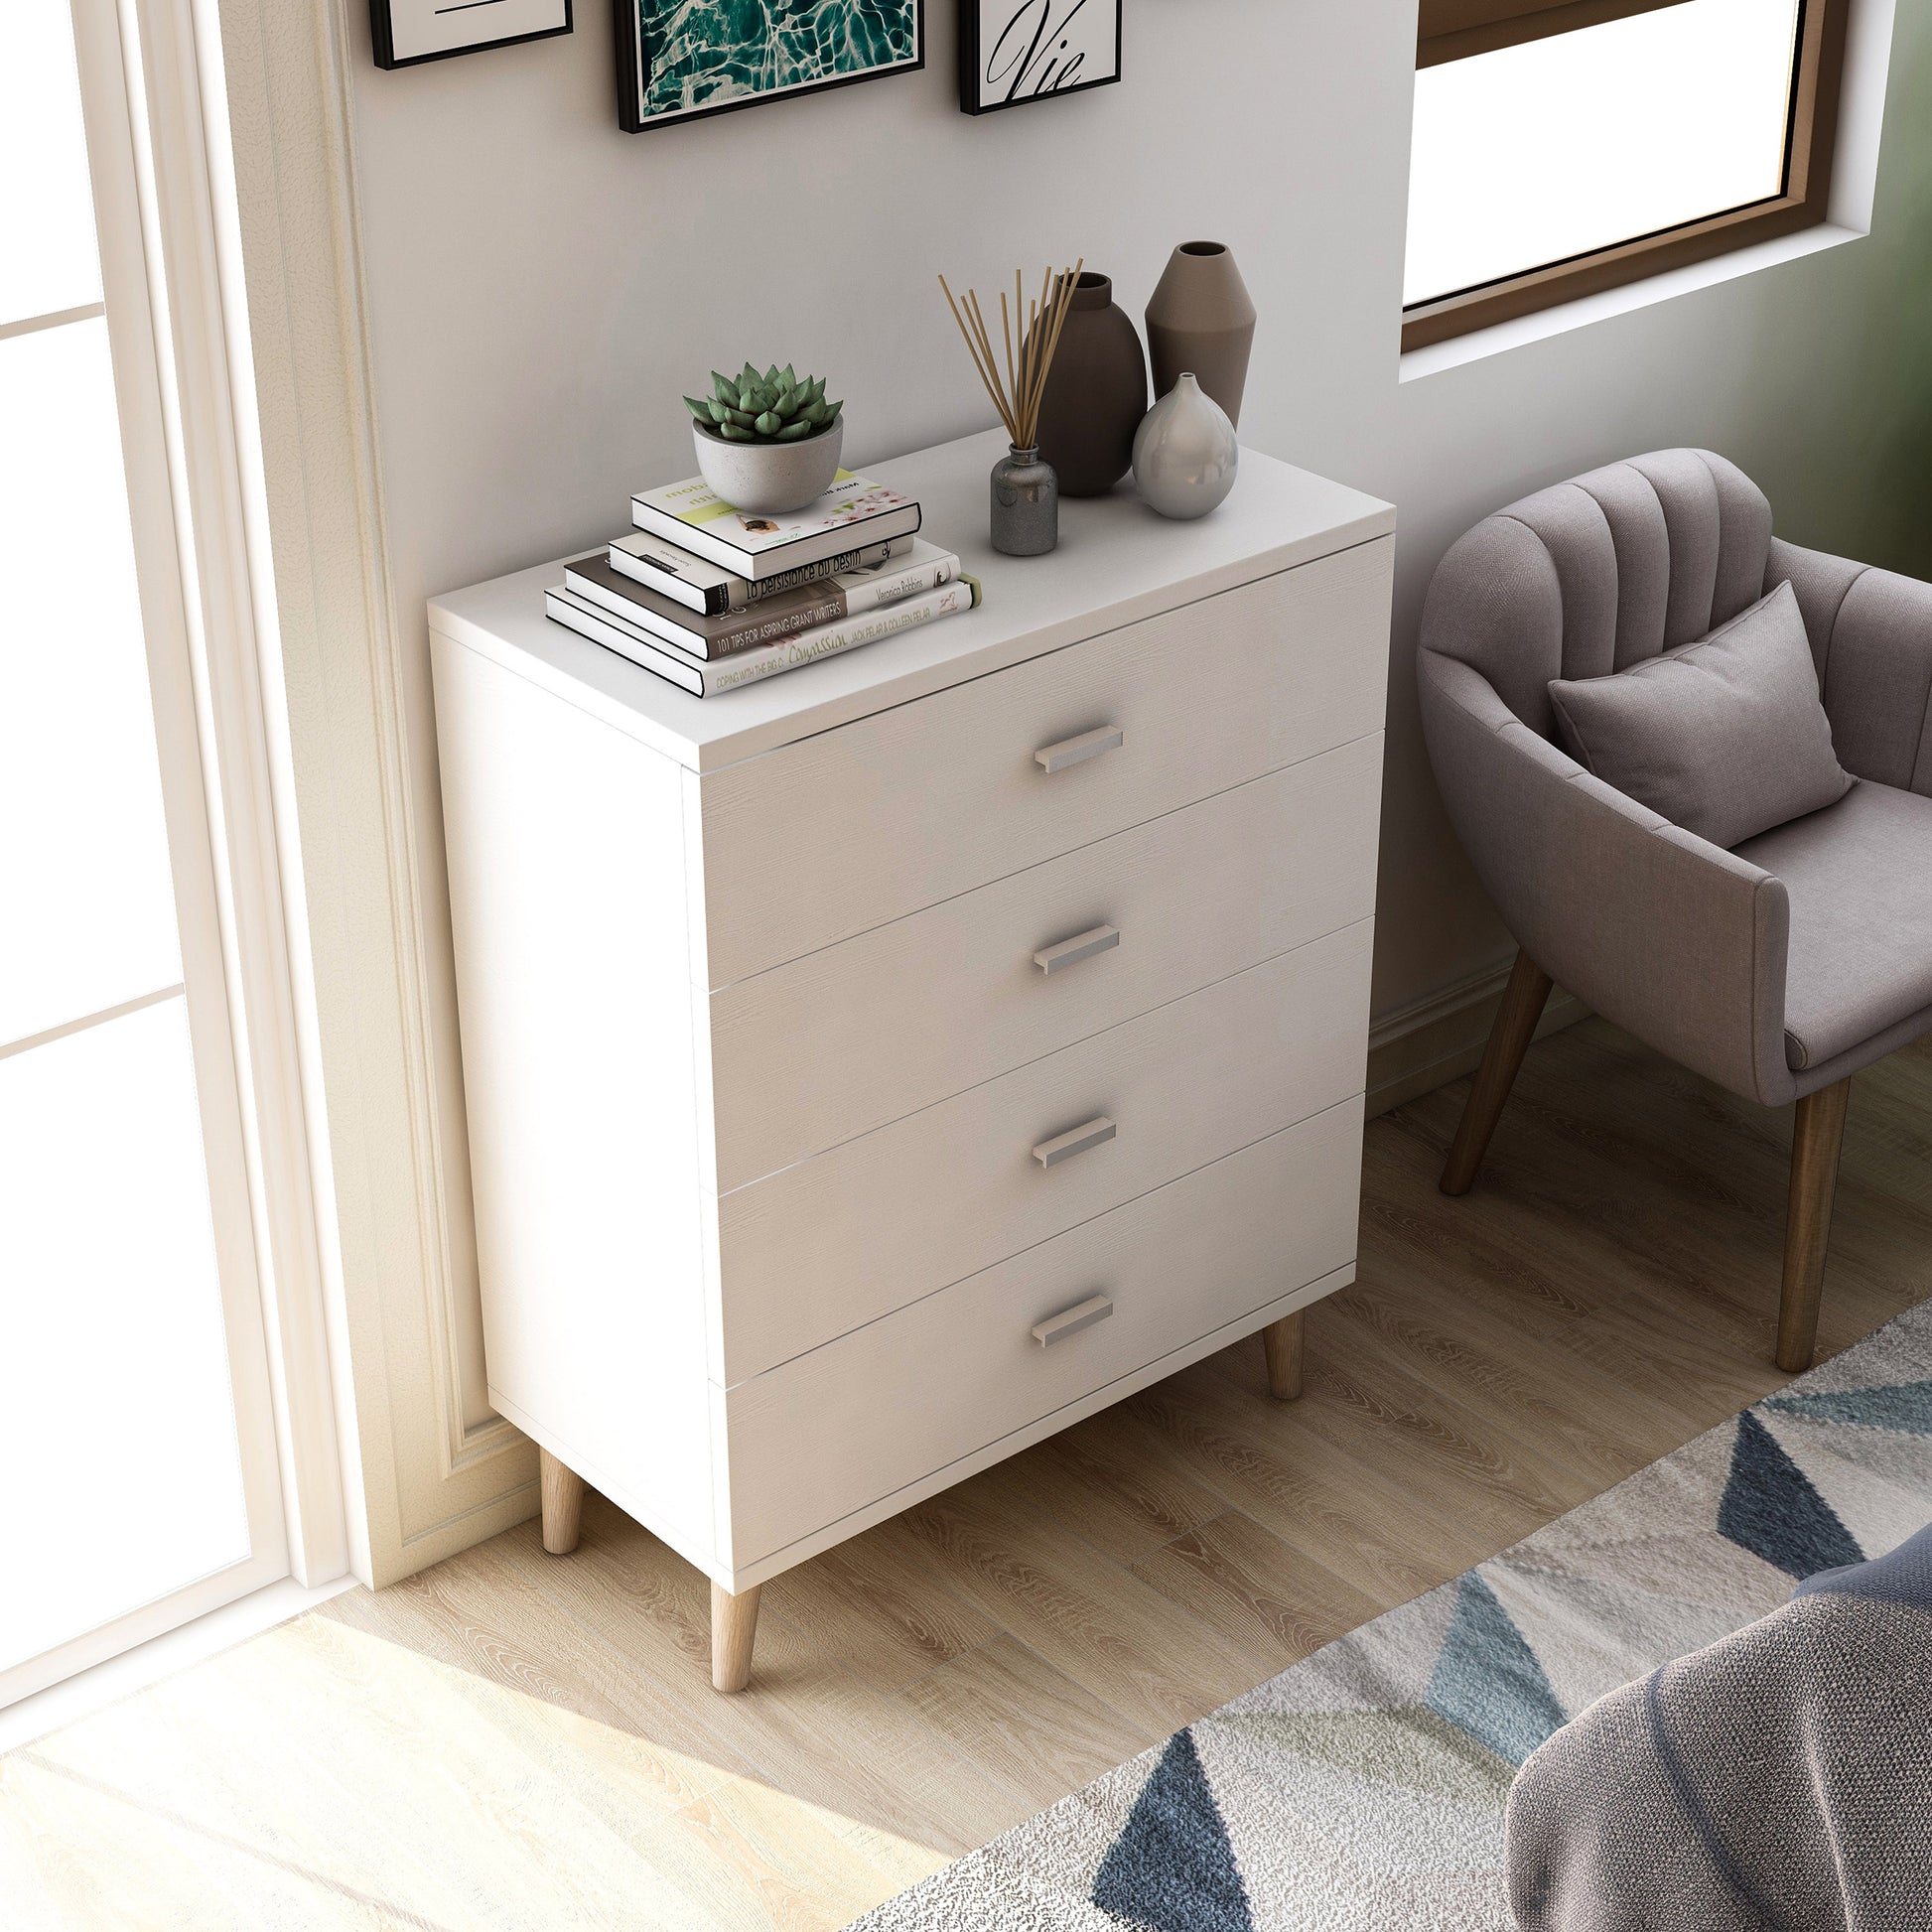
[432,634,713,1563]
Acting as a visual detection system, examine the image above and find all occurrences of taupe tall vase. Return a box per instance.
[1146,241,1257,429]
[1030,272,1149,497]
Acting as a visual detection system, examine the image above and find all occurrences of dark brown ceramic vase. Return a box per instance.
[1030,272,1149,497]
[1146,241,1257,429]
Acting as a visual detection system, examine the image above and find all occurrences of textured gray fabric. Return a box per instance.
[1506,1522,1932,1932]
[1733,781,1932,1071]
[1420,449,1773,741]
[1547,583,1852,851]
[1419,449,1932,1109]
[1766,540,1932,793]
[1790,993,1932,1100]
[1420,650,1793,1105]
[1765,535,1865,681]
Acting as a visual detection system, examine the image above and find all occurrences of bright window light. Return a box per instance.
[0,1001,247,1672]
[0,2,102,326]
[1406,0,1804,309]
[0,3,251,1684]
[0,321,184,1048]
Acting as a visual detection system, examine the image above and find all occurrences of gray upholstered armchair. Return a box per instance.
[1419,449,1932,1373]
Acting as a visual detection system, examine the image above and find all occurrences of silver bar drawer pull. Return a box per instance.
[1035,725,1124,774]
[1034,923,1120,975]
[1032,1293,1114,1347]
[1033,1116,1116,1169]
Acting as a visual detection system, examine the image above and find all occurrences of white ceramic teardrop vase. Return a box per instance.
[1131,372,1238,520]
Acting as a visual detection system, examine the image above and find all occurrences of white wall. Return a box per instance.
[336,0,1928,1479]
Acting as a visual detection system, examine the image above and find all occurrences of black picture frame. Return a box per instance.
[370,0,571,69]
[958,0,1122,114]
[615,0,925,134]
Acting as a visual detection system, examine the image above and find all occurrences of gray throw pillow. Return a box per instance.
[1547,581,1851,849]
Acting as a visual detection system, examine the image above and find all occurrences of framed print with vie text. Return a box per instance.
[959,0,1121,114]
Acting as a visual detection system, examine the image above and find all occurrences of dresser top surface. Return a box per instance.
[427,427,1394,771]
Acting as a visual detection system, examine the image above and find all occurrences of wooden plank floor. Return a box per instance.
[6,1018,1930,1930]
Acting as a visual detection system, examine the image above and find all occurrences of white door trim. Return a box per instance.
[202,0,538,1586]
[115,0,379,1589]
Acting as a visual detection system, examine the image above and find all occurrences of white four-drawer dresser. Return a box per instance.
[429,428,1394,1691]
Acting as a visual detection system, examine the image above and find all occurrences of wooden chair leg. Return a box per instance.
[1776,1077,1852,1374]
[538,1448,585,1556]
[1262,1310,1306,1400]
[711,1582,761,1693]
[1441,950,1554,1196]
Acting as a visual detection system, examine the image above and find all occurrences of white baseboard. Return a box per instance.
[1365,960,1587,1120]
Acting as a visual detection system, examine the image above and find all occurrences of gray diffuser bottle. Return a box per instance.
[990,445,1058,556]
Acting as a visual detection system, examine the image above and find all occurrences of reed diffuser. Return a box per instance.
[939,261,1083,556]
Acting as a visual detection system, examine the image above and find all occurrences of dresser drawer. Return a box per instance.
[703,734,1381,1190]
[710,919,1373,1382]
[691,538,1391,987]
[715,1097,1364,1568]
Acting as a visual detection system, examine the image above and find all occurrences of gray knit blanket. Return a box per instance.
[1506,1521,1932,1930]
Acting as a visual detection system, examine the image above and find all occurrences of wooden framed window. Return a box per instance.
[1405,0,1850,349]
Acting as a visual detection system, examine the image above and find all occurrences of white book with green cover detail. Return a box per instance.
[629,470,921,580]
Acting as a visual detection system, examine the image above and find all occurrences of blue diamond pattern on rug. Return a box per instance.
[1763,1377,1932,1435]
[851,1303,1932,1932]
[1718,1410,1864,1578]
[1425,1574,1568,1766]
[1091,1729,1252,1932]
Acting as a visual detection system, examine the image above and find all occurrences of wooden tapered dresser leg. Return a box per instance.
[712,1582,762,1693]
[1441,949,1554,1197]
[1776,1077,1852,1375]
[538,1449,585,1556]
[1262,1311,1306,1401]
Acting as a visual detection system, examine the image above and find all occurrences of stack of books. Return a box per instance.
[544,471,981,697]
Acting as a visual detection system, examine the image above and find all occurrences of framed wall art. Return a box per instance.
[370,0,570,68]
[617,0,924,133]
[958,0,1121,114]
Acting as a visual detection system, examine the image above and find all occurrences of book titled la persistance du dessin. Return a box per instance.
[544,470,979,697]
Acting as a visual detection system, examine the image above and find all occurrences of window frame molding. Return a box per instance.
[1403,0,1852,350]
[1418,0,1693,69]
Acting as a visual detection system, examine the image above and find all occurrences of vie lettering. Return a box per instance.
[986,0,1092,102]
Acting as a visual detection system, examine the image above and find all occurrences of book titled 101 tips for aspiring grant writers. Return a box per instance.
[544,575,982,698]
[629,471,921,580]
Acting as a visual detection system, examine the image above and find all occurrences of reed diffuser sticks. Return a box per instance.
[939,260,1085,453]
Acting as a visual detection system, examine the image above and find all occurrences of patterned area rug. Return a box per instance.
[854,1301,1932,1931]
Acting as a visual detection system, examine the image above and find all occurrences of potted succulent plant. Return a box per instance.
[684,364,845,514]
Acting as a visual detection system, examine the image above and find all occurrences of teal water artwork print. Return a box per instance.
[617,0,923,132]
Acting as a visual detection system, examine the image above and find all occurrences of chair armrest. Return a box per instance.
[1769,537,1932,793]
[1420,650,1794,1106]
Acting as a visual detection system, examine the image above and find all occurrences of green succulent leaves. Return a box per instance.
[684,364,842,446]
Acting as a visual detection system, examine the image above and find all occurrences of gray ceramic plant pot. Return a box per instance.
[692,417,844,515]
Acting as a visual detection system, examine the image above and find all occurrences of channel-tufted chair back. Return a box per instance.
[1420,448,1775,741]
